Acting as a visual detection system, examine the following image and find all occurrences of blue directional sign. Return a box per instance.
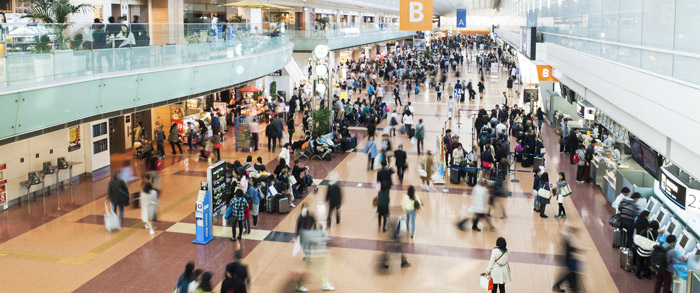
[456,9,467,28]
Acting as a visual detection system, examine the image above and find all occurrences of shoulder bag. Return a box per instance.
[608,213,622,228]
[634,230,657,252]
[560,183,572,197]
[537,187,552,199]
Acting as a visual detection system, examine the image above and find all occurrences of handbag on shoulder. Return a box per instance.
[537,188,552,199]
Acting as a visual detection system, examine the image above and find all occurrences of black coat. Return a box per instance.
[376,167,394,190]
[107,178,129,206]
[394,150,407,168]
[326,183,342,207]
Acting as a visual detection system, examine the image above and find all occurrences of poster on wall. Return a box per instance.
[212,102,227,115]
[68,126,81,152]
[0,164,7,206]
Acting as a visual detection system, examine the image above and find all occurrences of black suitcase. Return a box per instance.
[450,167,460,184]
[533,157,545,172]
[521,155,532,167]
[515,153,523,162]
[467,170,478,186]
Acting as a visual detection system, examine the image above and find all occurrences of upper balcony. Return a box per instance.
[0,23,293,141]
[287,23,416,51]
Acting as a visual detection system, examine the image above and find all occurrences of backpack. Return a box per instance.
[649,245,672,272]
[479,132,489,145]
[573,153,581,164]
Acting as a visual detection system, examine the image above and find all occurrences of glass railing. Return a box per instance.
[287,23,402,39]
[540,32,700,87]
[0,23,290,87]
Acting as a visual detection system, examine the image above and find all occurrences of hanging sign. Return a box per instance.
[400,0,433,31]
[456,9,467,28]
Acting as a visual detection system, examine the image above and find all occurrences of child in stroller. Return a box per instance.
[134,139,154,159]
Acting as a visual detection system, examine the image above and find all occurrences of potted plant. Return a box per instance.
[22,0,93,51]
[311,109,331,137]
[317,17,330,30]
[269,81,277,101]
[70,34,83,50]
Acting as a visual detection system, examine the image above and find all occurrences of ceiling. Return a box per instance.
[434,0,501,17]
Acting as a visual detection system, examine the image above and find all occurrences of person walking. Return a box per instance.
[155,125,166,157]
[265,122,277,153]
[227,189,247,241]
[486,237,511,293]
[195,272,213,293]
[140,182,159,235]
[168,123,183,155]
[173,262,195,293]
[419,151,434,191]
[287,116,296,145]
[325,176,342,228]
[376,161,393,232]
[554,172,570,218]
[536,172,552,218]
[186,122,196,151]
[478,80,485,99]
[249,118,259,151]
[401,186,422,239]
[223,250,250,292]
[394,144,408,184]
[212,132,222,162]
[552,227,582,293]
[458,179,494,232]
[107,173,129,224]
[415,119,425,155]
[245,180,260,228]
[364,135,378,170]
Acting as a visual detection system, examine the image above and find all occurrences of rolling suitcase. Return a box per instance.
[278,197,290,214]
[620,246,634,272]
[533,157,545,172]
[515,153,523,162]
[521,155,532,168]
[450,167,460,184]
[612,228,623,248]
[467,170,478,186]
[266,195,278,213]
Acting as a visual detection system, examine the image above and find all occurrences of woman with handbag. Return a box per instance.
[635,217,659,279]
[419,151,434,191]
[554,172,571,218]
[536,172,552,218]
[485,237,511,293]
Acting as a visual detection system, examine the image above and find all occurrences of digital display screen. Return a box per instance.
[519,27,536,60]
[656,211,665,223]
[660,170,687,208]
[647,201,655,211]
[629,135,660,179]
[680,235,689,248]
[208,161,227,222]
[668,222,676,234]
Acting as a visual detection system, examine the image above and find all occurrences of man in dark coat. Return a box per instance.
[326,178,343,227]
[394,144,408,184]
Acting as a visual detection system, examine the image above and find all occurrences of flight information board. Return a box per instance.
[207,161,226,222]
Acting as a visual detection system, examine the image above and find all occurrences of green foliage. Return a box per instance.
[317,17,330,30]
[70,33,83,50]
[34,34,51,53]
[228,15,245,23]
[311,109,332,137]
[252,91,261,101]
[270,81,277,101]
[21,0,93,23]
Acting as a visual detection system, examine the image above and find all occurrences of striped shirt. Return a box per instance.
[618,198,639,221]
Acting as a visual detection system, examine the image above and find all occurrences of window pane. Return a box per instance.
[587,41,601,56]
[601,0,620,42]
[601,44,619,62]
[642,0,675,49]
[640,50,673,76]
[618,47,641,67]
[588,0,603,39]
[619,0,643,45]
[674,0,700,54]
[673,55,700,85]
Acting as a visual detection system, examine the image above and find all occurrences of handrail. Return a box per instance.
[540,32,700,60]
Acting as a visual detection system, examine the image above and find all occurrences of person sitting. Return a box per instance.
[311,136,333,161]
[253,157,266,172]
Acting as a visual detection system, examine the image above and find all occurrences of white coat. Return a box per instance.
[140,189,159,223]
[487,248,511,284]
[469,184,489,214]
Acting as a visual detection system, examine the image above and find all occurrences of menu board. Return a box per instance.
[207,161,226,222]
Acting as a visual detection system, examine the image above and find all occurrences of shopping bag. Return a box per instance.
[479,274,493,290]
[104,201,121,232]
[410,137,416,145]
[418,167,427,178]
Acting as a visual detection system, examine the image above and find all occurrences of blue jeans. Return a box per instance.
[112,204,125,224]
[406,210,416,236]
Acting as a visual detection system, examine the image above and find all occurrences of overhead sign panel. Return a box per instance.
[456,9,467,28]
[400,0,433,31]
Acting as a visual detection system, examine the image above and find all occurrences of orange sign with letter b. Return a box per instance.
[400,0,433,31]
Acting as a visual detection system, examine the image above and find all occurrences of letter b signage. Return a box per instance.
[401,0,433,31]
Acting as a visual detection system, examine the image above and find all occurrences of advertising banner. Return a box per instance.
[68,126,81,152]
[400,0,433,31]
[0,164,7,206]
[456,9,467,28]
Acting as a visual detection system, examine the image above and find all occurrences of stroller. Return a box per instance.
[134,140,153,159]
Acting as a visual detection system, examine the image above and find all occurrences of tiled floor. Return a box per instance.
[0,57,651,292]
